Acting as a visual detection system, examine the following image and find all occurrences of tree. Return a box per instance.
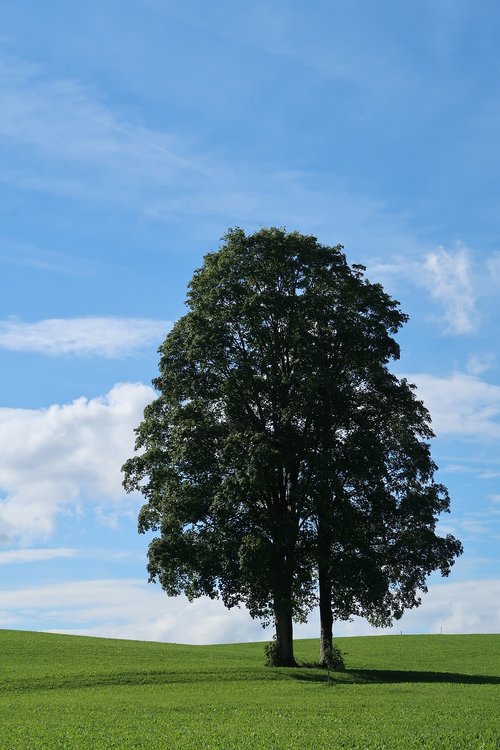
[122,227,462,667]
[311,371,462,664]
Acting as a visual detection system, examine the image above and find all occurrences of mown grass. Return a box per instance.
[0,629,498,749]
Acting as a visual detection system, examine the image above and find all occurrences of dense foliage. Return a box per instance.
[123,227,462,666]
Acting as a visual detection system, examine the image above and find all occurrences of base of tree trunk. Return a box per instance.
[275,653,298,668]
[319,591,333,666]
[264,640,298,667]
[319,635,333,667]
[270,609,297,667]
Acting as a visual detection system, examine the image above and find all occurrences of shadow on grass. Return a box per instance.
[5,666,499,693]
[292,668,500,685]
[1,667,285,693]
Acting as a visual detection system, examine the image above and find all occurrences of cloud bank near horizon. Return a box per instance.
[0,577,497,643]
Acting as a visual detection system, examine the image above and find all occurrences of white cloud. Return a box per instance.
[296,579,500,638]
[466,353,495,376]
[0,317,170,357]
[0,382,154,542]
[0,579,271,645]
[395,579,500,636]
[0,548,75,564]
[0,577,497,643]
[407,372,500,440]
[370,245,479,335]
[423,246,477,333]
[1,370,498,551]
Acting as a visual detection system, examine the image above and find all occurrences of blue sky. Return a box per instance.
[0,0,499,643]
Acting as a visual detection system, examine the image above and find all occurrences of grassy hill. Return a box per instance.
[1,630,498,749]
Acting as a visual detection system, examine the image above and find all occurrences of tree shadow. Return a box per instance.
[3,667,286,694]
[291,668,500,685]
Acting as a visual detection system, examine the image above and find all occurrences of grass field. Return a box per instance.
[0,629,498,749]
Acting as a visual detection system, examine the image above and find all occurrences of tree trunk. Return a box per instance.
[319,565,333,666]
[274,607,297,666]
[268,478,298,667]
[271,544,297,666]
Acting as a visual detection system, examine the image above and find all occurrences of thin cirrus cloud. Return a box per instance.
[466,353,495,376]
[486,252,500,286]
[0,52,444,248]
[0,55,204,197]
[0,317,171,357]
[0,548,76,564]
[0,51,237,214]
[0,238,103,276]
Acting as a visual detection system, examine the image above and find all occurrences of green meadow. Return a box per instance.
[0,630,498,749]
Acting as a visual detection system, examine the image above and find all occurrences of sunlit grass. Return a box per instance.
[1,630,498,748]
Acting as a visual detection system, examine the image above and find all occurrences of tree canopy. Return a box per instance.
[122,227,462,666]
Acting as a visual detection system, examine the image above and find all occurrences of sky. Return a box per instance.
[0,0,499,645]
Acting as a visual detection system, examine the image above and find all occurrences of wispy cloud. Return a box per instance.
[0,548,76,564]
[0,54,207,208]
[0,382,154,542]
[0,317,170,357]
[486,251,500,285]
[0,52,440,253]
[439,463,474,474]
[423,246,477,334]
[407,371,500,440]
[0,55,197,172]
[466,353,495,376]
[0,238,99,276]
[370,244,479,334]
[444,506,500,541]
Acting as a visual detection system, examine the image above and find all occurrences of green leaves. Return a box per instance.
[122,227,462,662]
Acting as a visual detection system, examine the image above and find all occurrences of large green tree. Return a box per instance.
[122,227,462,667]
